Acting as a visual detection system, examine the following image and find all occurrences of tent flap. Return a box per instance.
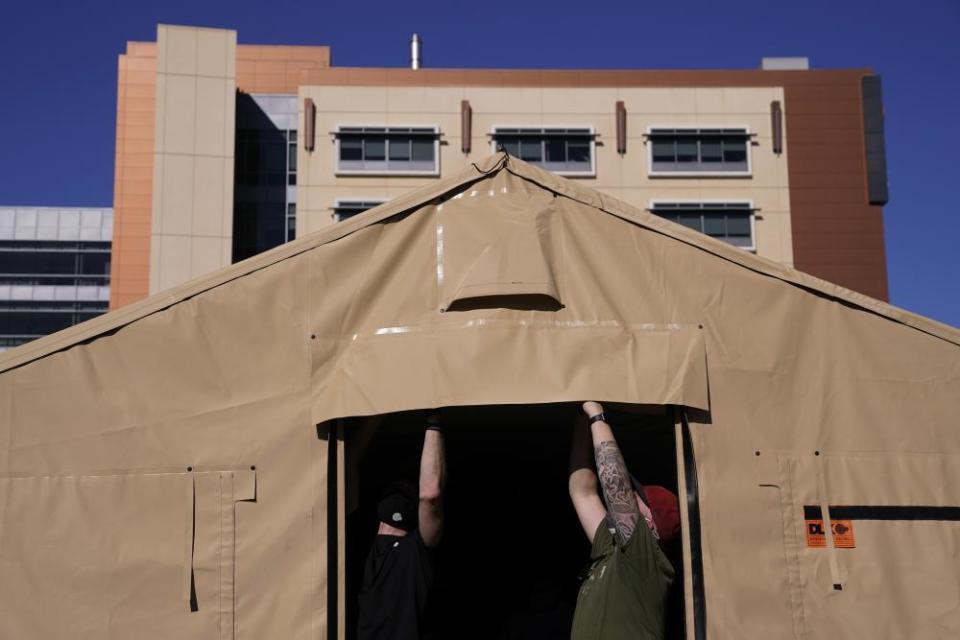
[313,322,709,420]
[438,180,560,311]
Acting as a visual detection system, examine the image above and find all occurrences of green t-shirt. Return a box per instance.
[570,517,675,640]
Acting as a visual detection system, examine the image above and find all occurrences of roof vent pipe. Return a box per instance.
[410,34,421,70]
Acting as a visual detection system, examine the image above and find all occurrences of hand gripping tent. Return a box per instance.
[0,153,957,638]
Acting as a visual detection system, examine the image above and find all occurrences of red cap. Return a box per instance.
[643,485,681,544]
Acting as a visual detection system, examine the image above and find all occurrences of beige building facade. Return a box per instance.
[150,25,237,295]
[111,24,890,308]
[296,84,794,265]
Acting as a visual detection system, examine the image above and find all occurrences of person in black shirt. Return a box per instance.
[357,412,445,640]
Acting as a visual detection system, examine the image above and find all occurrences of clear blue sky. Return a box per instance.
[1,0,957,327]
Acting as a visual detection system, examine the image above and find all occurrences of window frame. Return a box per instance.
[489,125,597,177]
[334,125,440,177]
[646,126,753,178]
[649,200,757,252]
[332,199,388,223]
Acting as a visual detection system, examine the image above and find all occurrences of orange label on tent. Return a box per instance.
[805,519,855,548]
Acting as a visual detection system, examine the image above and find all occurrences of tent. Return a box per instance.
[0,153,957,639]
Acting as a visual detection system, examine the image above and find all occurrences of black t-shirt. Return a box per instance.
[357,529,435,640]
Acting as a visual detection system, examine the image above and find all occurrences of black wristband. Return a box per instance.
[588,413,607,425]
[426,411,442,433]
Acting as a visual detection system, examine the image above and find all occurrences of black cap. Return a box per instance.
[376,480,418,531]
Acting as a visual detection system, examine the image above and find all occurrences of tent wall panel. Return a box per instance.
[0,154,956,638]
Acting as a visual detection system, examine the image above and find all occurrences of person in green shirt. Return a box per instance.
[568,402,679,640]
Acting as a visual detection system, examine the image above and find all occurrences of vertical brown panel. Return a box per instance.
[616,101,627,154]
[771,101,783,155]
[304,98,316,152]
[461,100,472,154]
[785,79,889,300]
[110,46,156,310]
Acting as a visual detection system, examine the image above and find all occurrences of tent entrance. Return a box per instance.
[339,403,686,640]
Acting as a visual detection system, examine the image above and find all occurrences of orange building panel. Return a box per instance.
[110,44,156,309]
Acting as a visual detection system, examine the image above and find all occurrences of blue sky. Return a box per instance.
[0,0,957,327]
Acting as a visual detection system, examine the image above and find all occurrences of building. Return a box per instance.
[0,206,112,350]
[111,24,889,310]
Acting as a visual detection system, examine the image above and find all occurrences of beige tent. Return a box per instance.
[0,153,957,639]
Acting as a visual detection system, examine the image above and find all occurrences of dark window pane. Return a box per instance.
[288,143,297,171]
[80,253,110,275]
[701,137,722,162]
[726,214,751,236]
[567,139,591,164]
[365,138,385,161]
[288,130,297,143]
[0,252,75,275]
[723,138,747,163]
[545,138,566,163]
[676,213,702,231]
[412,138,434,162]
[389,137,411,161]
[0,312,76,335]
[702,215,726,236]
[519,137,542,162]
[652,138,675,163]
[498,138,520,156]
[677,140,698,163]
[657,212,680,224]
[288,173,296,185]
[340,136,362,161]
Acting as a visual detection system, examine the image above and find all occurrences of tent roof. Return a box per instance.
[1,152,956,374]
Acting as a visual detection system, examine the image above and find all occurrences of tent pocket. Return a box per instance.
[186,469,257,638]
[0,468,255,639]
[767,453,960,639]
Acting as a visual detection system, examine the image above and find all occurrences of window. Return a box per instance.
[491,127,594,175]
[333,200,386,222]
[336,127,439,175]
[0,239,110,348]
[651,202,755,250]
[286,203,296,242]
[648,128,751,175]
[287,130,298,186]
[231,110,298,260]
[0,241,111,285]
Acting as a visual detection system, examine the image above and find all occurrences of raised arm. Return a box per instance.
[418,412,445,547]
[569,412,607,543]
[583,401,643,546]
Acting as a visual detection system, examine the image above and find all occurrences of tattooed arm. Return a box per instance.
[584,401,643,546]
[569,411,608,543]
